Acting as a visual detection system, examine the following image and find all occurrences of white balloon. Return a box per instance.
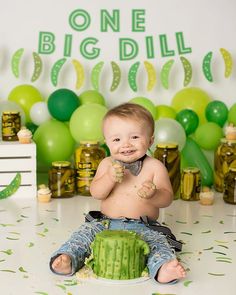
[30,102,51,125]
[151,118,186,151]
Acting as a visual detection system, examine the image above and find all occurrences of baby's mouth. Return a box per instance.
[120,150,135,156]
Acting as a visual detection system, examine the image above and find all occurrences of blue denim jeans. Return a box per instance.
[50,218,176,282]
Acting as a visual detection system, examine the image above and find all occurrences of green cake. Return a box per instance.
[85,230,150,280]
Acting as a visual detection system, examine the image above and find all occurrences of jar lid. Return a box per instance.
[2,111,20,115]
[156,142,178,149]
[183,167,200,173]
[52,161,71,167]
[80,140,99,145]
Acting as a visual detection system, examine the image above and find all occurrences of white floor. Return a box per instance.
[0,192,236,295]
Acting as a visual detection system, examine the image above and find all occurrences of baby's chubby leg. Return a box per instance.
[51,254,72,275]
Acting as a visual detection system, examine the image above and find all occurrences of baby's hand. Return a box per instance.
[137,180,156,199]
[111,161,125,183]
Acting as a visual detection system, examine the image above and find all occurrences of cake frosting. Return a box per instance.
[225,123,236,140]
[85,230,149,280]
[199,187,214,205]
[37,184,52,202]
[17,126,32,143]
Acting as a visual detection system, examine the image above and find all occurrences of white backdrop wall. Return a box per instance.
[1,0,236,108]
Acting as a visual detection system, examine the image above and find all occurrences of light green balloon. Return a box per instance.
[79,90,106,105]
[69,103,108,143]
[129,97,157,119]
[33,120,75,166]
[195,122,223,150]
[8,84,43,123]
[155,105,176,120]
[171,87,211,124]
[228,103,236,125]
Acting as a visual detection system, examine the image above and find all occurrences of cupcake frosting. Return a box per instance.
[38,186,51,195]
[17,127,32,138]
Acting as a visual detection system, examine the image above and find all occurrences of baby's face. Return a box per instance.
[103,116,154,163]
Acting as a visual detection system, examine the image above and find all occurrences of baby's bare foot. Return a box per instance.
[51,254,72,275]
[157,259,186,283]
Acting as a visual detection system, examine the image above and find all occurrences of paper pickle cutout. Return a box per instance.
[31,52,43,82]
[220,48,233,78]
[0,173,21,199]
[202,51,213,82]
[128,61,140,92]
[110,61,121,92]
[11,48,24,78]
[91,61,104,91]
[72,59,85,90]
[180,56,192,87]
[50,57,67,87]
[160,59,175,89]
[144,61,157,91]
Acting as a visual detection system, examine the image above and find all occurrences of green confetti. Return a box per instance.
[35,222,44,226]
[37,233,46,237]
[19,266,27,273]
[20,215,29,218]
[183,280,192,287]
[35,292,49,295]
[43,228,49,233]
[0,259,6,263]
[6,237,19,240]
[208,272,225,276]
[52,218,59,222]
[16,219,23,223]
[216,257,231,260]
[203,247,214,251]
[176,220,187,224]
[56,284,67,291]
[224,231,236,234]
[27,242,34,248]
[0,223,15,227]
[201,230,211,234]
[217,244,228,249]
[180,232,192,235]
[216,260,232,263]
[0,249,13,255]
[219,220,224,224]
[193,221,199,224]
[213,251,226,256]
[0,269,16,273]
[178,251,194,255]
[215,240,228,244]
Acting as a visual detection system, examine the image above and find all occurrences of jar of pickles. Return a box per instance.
[214,138,236,192]
[180,167,201,201]
[223,167,236,204]
[75,141,105,196]
[49,161,75,198]
[1,111,21,141]
[154,142,180,199]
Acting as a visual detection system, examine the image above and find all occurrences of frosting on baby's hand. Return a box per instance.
[137,180,156,199]
[111,161,125,183]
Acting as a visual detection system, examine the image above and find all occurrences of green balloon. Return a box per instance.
[33,120,75,166]
[171,87,211,124]
[195,122,223,150]
[129,97,157,119]
[181,137,213,186]
[8,84,43,123]
[48,88,80,121]
[79,90,106,105]
[176,109,199,136]
[69,103,108,143]
[205,100,228,127]
[155,105,176,120]
[25,122,38,135]
[228,103,236,125]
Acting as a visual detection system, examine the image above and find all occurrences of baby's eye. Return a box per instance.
[113,138,120,142]
[131,135,139,139]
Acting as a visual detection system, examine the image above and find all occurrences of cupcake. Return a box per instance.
[37,184,52,203]
[17,126,32,144]
[199,186,214,205]
[225,123,236,140]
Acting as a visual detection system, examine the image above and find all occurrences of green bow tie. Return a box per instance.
[114,155,146,176]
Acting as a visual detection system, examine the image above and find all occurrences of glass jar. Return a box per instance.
[180,167,201,201]
[75,141,105,196]
[223,167,236,204]
[1,111,21,141]
[214,138,236,192]
[154,142,180,199]
[49,161,75,198]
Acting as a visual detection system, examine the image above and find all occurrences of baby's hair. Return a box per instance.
[103,103,154,135]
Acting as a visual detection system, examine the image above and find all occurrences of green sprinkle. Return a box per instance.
[35,222,44,226]
[37,233,45,237]
[27,242,34,248]
[219,220,224,224]
[0,269,16,273]
[224,231,236,234]
[183,280,192,287]
[180,232,192,235]
[216,257,231,260]
[176,220,187,224]
[20,215,29,218]
[216,260,232,263]
[52,218,59,222]
[0,249,13,255]
[0,259,6,263]
[43,228,48,233]
[217,244,228,249]
[193,221,199,224]
[0,223,15,227]
[178,251,194,255]
[6,237,19,240]
[56,284,66,291]
[35,292,49,295]
[201,230,211,234]
[213,251,226,255]
[201,215,213,218]
[203,247,214,251]
[215,240,228,244]
[19,266,27,273]
[208,272,225,276]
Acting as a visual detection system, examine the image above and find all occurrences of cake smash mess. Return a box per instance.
[50,103,186,283]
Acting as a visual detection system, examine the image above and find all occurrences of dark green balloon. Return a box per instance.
[205,100,228,127]
[176,109,199,135]
[48,88,80,121]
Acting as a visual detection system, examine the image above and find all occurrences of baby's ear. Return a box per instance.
[149,135,154,146]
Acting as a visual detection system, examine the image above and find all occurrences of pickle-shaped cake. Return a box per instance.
[86,230,149,280]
